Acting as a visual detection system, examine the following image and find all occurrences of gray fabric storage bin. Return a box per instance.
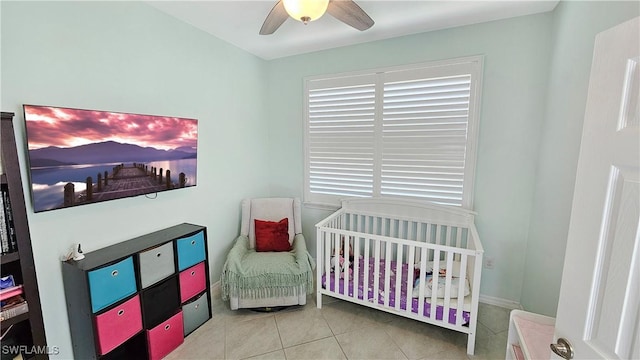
[182,292,209,335]
[139,242,175,289]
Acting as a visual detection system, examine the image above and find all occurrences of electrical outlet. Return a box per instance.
[484,256,495,269]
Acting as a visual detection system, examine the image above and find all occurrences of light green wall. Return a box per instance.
[1,1,269,358]
[266,13,554,304]
[521,1,640,316]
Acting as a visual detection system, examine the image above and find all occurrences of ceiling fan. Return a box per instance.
[260,0,374,35]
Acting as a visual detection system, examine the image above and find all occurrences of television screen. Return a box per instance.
[23,105,198,212]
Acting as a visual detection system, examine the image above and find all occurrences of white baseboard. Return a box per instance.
[212,278,520,310]
[479,294,522,310]
[210,280,221,299]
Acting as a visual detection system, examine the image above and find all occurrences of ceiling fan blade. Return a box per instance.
[259,0,288,35]
[327,0,374,31]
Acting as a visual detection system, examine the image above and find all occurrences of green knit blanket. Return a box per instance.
[221,234,315,300]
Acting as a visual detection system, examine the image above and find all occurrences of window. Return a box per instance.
[304,56,483,208]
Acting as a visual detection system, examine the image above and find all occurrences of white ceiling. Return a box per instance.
[146,0,558,60]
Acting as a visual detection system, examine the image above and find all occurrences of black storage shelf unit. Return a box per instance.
[62,223,212,360]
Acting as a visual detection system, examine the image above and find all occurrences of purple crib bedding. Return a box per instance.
[321,257,470,325]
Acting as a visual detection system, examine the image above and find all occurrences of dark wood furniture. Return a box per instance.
[1,111,48,359]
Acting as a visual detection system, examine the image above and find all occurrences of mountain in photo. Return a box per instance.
[173,146,197,154]
[29,141,196,167]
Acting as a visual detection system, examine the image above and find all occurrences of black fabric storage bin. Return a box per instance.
[141,275,180,329]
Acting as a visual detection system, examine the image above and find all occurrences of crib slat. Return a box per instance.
[373,239,381,304]
[406,221,410,241]
[452,228,460,261]
[442,251,454,323]
[446,226,453,247]
[433,224,439,245]
[430,250,440,321]
[333,233,347,295]
[409,221,415,242]
[390,218,396,239]
[324,231,331,294]
[405,245,415,315]
[350,214,355,232]
[324,230,329,265]
[373,216,378,236]
[364,237,370,302]
[381,219,387,259]
[417,223,425,263]
[333,234,339,297]
[418,247,428,317]
[353,236,360,301]
[394,244,403,311]
[343,236,349,296]
[425,222,431,243]
[373,239,382,304]
[383,241,392,307]
[331,233,336,293]
[462,228,469,249]
[432,223,438,248]
[456,254,468,326]
[317,226,323,307]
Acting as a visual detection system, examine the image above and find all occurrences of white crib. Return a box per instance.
[316,198,484,355]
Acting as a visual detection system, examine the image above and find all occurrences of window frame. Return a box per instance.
[303,55,483,209]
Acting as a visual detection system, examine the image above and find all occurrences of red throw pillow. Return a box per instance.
[254,218,291,252]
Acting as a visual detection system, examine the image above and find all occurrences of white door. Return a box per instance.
[552,16,640,360]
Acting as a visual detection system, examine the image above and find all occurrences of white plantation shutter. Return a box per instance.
[306,74,377,203]
[304,57,482,208]
[382,68,473,206]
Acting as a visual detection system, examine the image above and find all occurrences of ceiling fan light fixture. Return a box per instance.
[283,0,329,24]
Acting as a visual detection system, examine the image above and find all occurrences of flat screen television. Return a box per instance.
[23,105,198,212]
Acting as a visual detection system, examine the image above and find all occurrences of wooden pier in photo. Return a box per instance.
[63,163,187,207]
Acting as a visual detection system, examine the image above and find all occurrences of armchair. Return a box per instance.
[221,198,315,310]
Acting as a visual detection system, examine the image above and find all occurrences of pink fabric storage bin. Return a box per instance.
[146,311,184,360]
[179,262,206,303]
[93,295,142,355]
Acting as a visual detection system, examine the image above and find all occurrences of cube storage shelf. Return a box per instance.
[62,223,211,360]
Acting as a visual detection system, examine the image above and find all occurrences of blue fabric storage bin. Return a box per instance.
[88,256,137,313]
[176,231,206,271]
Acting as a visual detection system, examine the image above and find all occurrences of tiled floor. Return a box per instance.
[166,291,511,360]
